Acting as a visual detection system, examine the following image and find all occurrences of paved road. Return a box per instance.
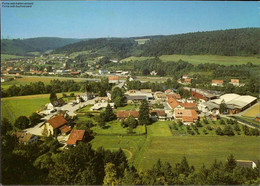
[24,98,97,136]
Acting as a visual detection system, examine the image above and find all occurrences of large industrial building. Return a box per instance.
[208,93,257,114]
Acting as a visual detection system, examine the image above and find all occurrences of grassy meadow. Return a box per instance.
[1,92,79,123]
[121,54,260,65]
[1,54,26,61]
[1,76,85,90]
[89,119,260,170]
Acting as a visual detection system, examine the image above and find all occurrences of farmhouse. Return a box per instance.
[66,130,86,146]
[78,92,93,101]
[117,110,139,120]
[210,93,257,114]
[167,97,197,110]
[212,80,224,87]
[42,115,68,136]
[126,95,147,104]
[14,132,38,144]
[108,76,119,84]
[174,109,198,124]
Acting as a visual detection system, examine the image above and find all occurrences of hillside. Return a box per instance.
[1,37,83,56]
[142,28,260,56]
[53,28,260,58]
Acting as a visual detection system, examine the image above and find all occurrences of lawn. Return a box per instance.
[1,76,85,90]
[116,104,139,111]
[121,54,260,66]
[242,103,259,118]
[1,92,79,123]
[87,118,260,170]
[91,135,146,163]
[92,120,146,135]
[1,96,49,123]
[1,54,26,61]
[135,135,260,170]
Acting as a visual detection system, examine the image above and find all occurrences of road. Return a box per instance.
[24,98,97,136]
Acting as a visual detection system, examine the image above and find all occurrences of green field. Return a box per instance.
[1,54,26,61]
[90,120,260,170]
[116,104,139,111]
[135,135,260,170]
[1,76,85,90]
[1,92,79,123]
[1,95,49,123]
[121,54,260,65]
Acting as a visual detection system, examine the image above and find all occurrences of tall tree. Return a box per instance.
[14,116,30,129]
[49,92,57,103]
[103,163,119,185]
[138,99,151,125]
[104,104,116,122]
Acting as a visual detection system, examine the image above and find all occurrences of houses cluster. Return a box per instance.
[211,79,245,87]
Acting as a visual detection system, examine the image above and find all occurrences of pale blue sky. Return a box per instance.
[1,1,259,39]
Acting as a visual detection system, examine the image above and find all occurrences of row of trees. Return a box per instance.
[3,118,259,186]
[1,78,114,98]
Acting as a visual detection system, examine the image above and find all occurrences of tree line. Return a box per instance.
[2,118,259,185]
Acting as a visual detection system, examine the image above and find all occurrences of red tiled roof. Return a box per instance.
[117,110,139,118]
[108,76,119,81]
[66,130,85,145]
[59,125,71,133]
[149,110,166,116]
[47,115,67,129]
[212,80,223,84]
[180,102,197,109]
[174,109,198,122]
[167,97,180,109]
[167,94,181,100]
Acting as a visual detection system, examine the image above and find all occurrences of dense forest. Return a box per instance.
[52,28,260,58]
[54,38,138,59]
[141,28,260,56]
[1,37,83,56]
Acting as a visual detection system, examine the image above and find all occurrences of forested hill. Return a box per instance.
[53,38,137,59]
[141,28,260,56]
[53,28,260,58]
[1,37,83,56]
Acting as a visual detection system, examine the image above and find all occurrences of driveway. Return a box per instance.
[24,98,97,136]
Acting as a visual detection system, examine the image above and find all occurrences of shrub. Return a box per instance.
[223,125,235,136]
[216,127,223,135]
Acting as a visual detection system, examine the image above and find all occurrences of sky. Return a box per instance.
[1,1,259,39]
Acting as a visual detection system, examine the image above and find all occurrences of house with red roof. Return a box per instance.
[212,80,223,87]
[149,110,167,121]
[66,130,86,146]
[117,110,139,120]
[41,115,69,136]
[174,109,198,124]
[108,76,119,84]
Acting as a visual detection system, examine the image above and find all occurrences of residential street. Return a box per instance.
[24,98,97,136]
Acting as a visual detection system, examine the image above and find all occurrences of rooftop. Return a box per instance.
[47,115,67,129]
[66,130,85,145]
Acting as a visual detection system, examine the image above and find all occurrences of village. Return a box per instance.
[12,73,259,151]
